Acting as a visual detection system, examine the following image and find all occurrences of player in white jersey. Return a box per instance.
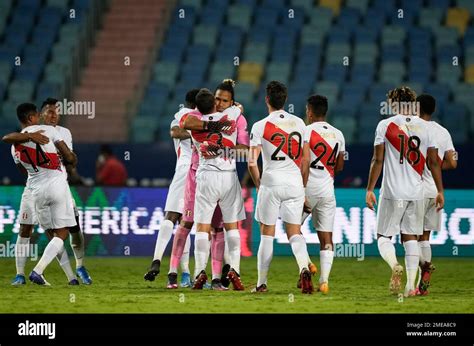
[366,87,444,297]
[301,95,345,294]
[144,90,199,287]
[42,98,92,284]
[3,101,82,286]
[181,88,246,290]
[248,81,314,293]
[416,94,457,295]
[5,103,77,285]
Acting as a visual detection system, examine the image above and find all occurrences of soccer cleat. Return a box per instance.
[418,262,435,296]
[227,269,245,291]
[192,270,208,289]
[11,274,26,286]
[389,264,404,295]
[318,282,329,294]
[211,279,229,291]
[251,284,268,293]
[300,268,314,294]
[68,279,80,285]
[76,266,92,285]
[221,264,231,287]
[404,288,417,297]
[180,272,192,288]
[29,271,51,286]
[167,273,178,289]
[308,262,318,275]
[144,259,160,282]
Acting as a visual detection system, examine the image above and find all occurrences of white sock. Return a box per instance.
[377,237,398,269]
[289,234,310,273]
[319,250,334,284]
[180,233,191,274]
[153,219,174,261]
[70,230,85,268]
[15,236,30,275]
[418,240,432,265]
[404,240,420,291]
[34,237,64,275]
[223,230,231,264]
[257,235,274,286]
[226,229,241,273]
[194,232,210,278]
[56,248,76,281]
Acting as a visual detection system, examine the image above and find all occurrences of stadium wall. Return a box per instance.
[0,187,472,257]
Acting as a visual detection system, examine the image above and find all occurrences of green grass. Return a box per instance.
[1,257,473,313]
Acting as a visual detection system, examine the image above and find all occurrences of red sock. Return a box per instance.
[169,226,191,273]
[211,231,225,280]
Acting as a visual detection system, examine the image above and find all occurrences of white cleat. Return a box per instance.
[389,264,403,295]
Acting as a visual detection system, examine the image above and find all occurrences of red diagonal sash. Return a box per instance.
[263,121,302,166]
[309,130,335,178]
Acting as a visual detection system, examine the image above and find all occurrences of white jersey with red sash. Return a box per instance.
[304,121,345,198]
[12,125,66,192]
[374,114,436,200]
[250,110,306,188]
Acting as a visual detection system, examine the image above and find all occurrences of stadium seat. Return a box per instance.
[446,7,470,35]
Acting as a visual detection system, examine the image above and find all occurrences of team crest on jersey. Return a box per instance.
[406,117,411,122]
[279,114,284,118]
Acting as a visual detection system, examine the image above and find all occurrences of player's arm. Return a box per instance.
[182,114,236,135]
[170,126,191,140]
[427,147,444,211]
[235,114,249,152]
[301,142,311,187]
[15,163,28,177]
[55,141,77,166]
[365,144,384,210]
[442,150,457,170]
[2,131,49,145]
[335,151,345,174]
[247,146,261,189]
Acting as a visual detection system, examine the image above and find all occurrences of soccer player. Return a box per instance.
[4,103,82,285]
[41,98,92,284]
[301,95,345,294]
[168,80,249,290]
[416,94,457,295]
[248,81,314,294]
[6,103,77,285]
[366,87,444,297]
[144,89,199,287]
[181,88,246,290]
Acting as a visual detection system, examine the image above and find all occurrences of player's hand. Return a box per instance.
[200,141,222,159]
[435,192,444,212]
[217,115,236,135]
[366,190,377,211]
[234,101,244,114]
[28,130,49,145]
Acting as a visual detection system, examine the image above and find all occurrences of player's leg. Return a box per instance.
[251,185,279,292]
[30,228,70,285]
[314,197,336,294]
[45,230,78,285]
[68,197,91,284]
[417,198,438,295]
[220,172,246,290]
[210,226,227,290]
[12,224,33,285]
[193,223,212,289]
[400,200,424,297]
[376,198,404,294]
[179,233,192,287]
[282,186,313,294]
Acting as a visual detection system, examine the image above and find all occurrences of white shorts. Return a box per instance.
[19,187,37,225]
[376,198,424,237]
[306,196,336,232]
[194,170,245,224]
[33,179,77,230]
[255,185,305,225]
[164,165,189,214]
[423,198,442,231]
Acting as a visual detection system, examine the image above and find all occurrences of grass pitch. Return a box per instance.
[1,257,472,313]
